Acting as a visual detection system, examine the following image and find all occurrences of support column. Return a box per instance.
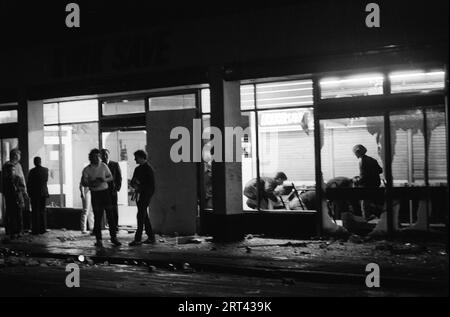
[18,98,29,174]
[209,67,244,241]
[27,100,45,169]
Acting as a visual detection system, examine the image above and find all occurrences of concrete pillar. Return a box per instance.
[209,68,244,241]
[27,100,45,169]
[17,99,29,174]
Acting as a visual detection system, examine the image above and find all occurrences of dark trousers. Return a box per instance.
[135,195,153,241]
[109,191,119,234]
[31,197,47,234]
[91,190,117,241]
[4,194,23,235]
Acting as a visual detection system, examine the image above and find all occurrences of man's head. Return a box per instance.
[10,148,21,162]
[100,149,110,164]
[88,149,101,165]
[274,172,288,186]
[353,144,367,158]
[134,150,148,165]
[33,156,42,167]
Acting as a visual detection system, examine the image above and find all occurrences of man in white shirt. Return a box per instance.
[80,149,121,247]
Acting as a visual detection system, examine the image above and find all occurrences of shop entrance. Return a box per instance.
[101,129,147,226]
[99,92,200,234]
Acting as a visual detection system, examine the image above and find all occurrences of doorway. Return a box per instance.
[102,129,147,226]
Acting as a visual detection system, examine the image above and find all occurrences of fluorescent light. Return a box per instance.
[389,71,445,80]
[320,75,384,86]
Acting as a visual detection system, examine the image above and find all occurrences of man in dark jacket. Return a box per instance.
[100,149,122,236]
[27,156,49,234]
[353,144,383,188]
[352,144,384,220]
[129,150,156,246]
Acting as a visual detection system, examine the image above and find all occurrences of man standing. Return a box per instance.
[129,150,156,246]
[1,149,27,240]
[100,149,122,237]
[352,144,384,220]
[81,149,121,247]
[27,157,49,235]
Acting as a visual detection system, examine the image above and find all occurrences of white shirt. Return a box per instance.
[81,162,112,192]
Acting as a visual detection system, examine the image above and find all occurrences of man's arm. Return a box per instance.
[103,164,113,183]
[43,168,49,183]
[145,165,155,196]
[265,179,279,202]
[80,168,90,187]
[358,159,369,186]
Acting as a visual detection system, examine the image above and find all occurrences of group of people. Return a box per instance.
[79,148,156,247]
[243,144,384,221]
[1,147,157,248]
[1,150,49,239]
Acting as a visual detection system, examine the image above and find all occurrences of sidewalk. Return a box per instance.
[1,228,448,290]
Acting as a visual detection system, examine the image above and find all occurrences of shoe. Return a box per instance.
[111,238,122,247]
[81,231,88,234]
[94,240,103,247]
[90,232,95,236]
[128,240,142,246]
[142,237,156,244]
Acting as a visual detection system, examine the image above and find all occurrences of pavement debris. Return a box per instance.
[283,242,308,248]
[348,235,364,244]
[168,263,176,271]
[24,259,40,267]
[182,262,195,273]
[282,278,296,285]
[390,244,427,255]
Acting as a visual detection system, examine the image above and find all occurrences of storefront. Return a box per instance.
[0,1,448,240]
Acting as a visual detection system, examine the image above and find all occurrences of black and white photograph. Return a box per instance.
[0,0,448,302]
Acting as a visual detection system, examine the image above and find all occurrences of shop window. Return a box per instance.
[321,116,384,182]
[390,110,425,186]
[390,70,445,94]
[0,110,18,124]
[201,89,211,114]
[201,115,213,210]
[241,112,257,211]
[43,99,99,208]
[44,126,63,207]
[320,73,384,99]
[59,100,98,123]
[390,107,448,226]
[148,94,196,111]
[45,100,98,124]
[321,115,385,222]
[102,99,145,116]
[427,107,447,186]
[44,123,99,208]
[43,103,59,125]
[256,80,313,109]
[241,85,255,110]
